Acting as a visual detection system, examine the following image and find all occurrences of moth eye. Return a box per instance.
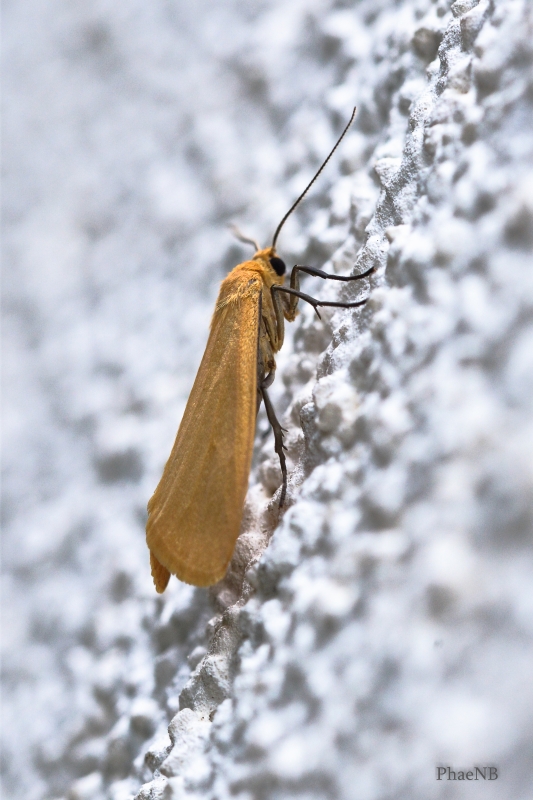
[270,257,286,276]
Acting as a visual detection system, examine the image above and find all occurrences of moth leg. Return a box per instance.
[261,382,288,508]
[285,264,375,319]
[269,284,287,350]
[272,285,369,321]
[290,263,375,287]
[261,369,276,389]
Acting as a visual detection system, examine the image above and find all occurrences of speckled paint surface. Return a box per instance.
[2,0,533,799]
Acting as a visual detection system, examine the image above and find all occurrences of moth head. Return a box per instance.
[251,246,286,277]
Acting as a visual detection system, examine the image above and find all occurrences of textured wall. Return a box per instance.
[2,0,533,799]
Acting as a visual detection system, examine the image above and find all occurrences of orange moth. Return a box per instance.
[146,108,374,591]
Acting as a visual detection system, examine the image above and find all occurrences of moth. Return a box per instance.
[146,108,374,591]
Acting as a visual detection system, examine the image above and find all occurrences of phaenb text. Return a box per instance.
[436,766,498,781]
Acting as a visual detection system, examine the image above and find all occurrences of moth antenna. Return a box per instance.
[271,107,357,249]
[228,223,260,252]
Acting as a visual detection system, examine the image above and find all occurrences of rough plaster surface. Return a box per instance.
[2,0,533,798]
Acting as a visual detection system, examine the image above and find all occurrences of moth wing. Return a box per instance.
[146,281,261,588]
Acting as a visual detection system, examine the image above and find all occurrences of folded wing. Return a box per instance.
[146,278,261,588]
